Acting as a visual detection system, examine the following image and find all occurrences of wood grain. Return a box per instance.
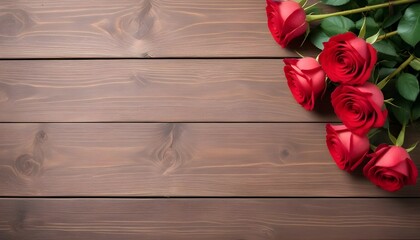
[0,60,335,122]
[1,198,420,240]
[0,123,418,196]
[0,0,310,58]
[2,0,418,237]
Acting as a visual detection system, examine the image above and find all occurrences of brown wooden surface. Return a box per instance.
[1,0,420,238]
[0,60,335,122]
[0,123,418,197]
[0,0,305,58]
[1,199,420,240]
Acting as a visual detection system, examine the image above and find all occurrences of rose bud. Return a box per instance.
[364,144,418,192]
[326,124,370,172]
[331,82,387,136]
[266,0,308,48]
[284,57,326,110]
[319,32,377,85]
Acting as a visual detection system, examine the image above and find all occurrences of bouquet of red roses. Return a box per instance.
[266,0,419,192]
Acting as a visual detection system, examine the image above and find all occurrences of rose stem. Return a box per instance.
[376,31,398,41]
[377,54,415,89]
[306,0,417,22]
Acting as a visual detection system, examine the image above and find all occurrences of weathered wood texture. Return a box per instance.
[0,0,306,58]
[1,199,420,240]
[0,60,335,122]
[0,123,418,196]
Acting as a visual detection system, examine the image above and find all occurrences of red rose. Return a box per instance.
[266,0,308,48]
[284,57,326,110]
[332,82,387,136]
[319,32,377,85]
[364,144,418,192]
[326,124,370,172]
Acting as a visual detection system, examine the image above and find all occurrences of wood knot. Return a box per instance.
[14,130,48,178]
[151,124,191,175]
[92,1,159,56]
[14,154,41,177]
[35,130,48,144]
[280,149,289,159]
[277,144,296,162]
[120,1,156,40]
[157,147,182,174]
[142,52,152,58]
[0,9,34,37]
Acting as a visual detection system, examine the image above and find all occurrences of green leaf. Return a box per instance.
[396,125,406,147]
[383,10,403,28]
[398,4,420,47]
[355,17,380,38]
[383,5,407,29]
[306,6,321,15]
[321,16,355,36]
[412,98,420,121]
[355,17,375,29]
[378,68,396,80]
[359,17,367,38]
[383,118,390,130]
[407,141,419,153]
[409,58,420,71]
[390,97,412,125]
[310,29,330,50]
[321,0,350,6]
[389,35,405,53]
[380,60,397,68]
[396,73,419,102]
[413,106,420,120]
[414,42,420,58]
[373,40,398,57]
[366,31,381,44]
[367,0,383,5]
[388,129,397,145]
[369,65,378,83]
[374,8,384,22]
[368,128,382,138]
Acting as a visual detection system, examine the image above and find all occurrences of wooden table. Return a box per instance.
[0,1,419,239]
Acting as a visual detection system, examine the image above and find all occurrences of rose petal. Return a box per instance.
[348,37,369,59]
[358,83,384,107]
[375,146,410,169]
[319,32,375,85]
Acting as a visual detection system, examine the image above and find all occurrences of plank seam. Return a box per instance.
[0,121,340,124]
[0,57,293,61]
[1,196,419,199]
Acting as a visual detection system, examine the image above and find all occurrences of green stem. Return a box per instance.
[377,30,398,41]
[306,0,417,22]
[377,54,415,89]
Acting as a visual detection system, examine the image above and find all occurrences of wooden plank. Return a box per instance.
[1,198,420,240]
[0,0,306,58]
[0,123,418,196]
[0,60,335,122]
